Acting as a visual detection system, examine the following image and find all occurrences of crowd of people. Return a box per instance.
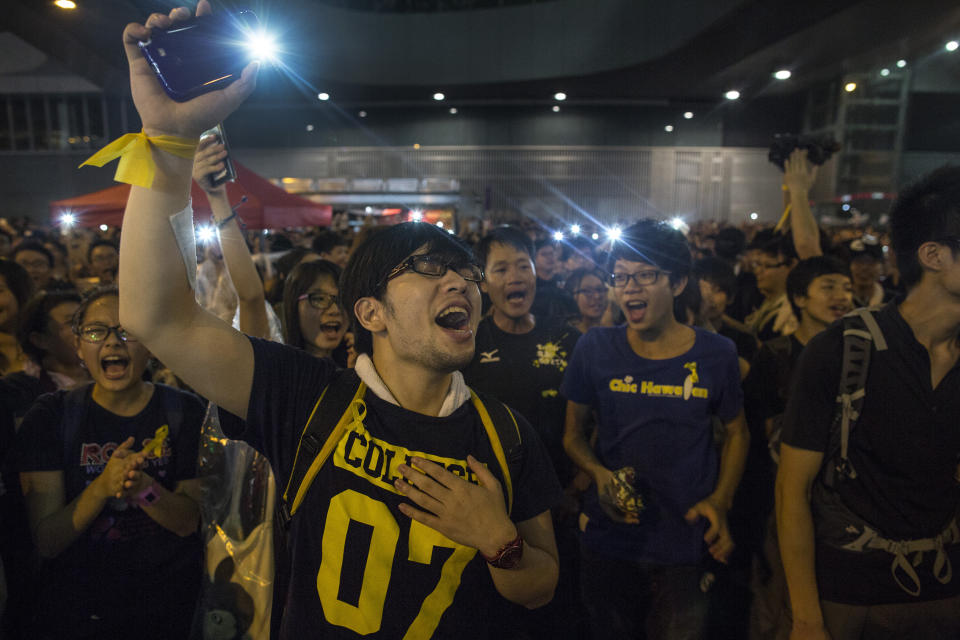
[1,5,959,640]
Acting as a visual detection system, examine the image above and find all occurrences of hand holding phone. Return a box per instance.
[121,1,258,140]
[195,126,236,191]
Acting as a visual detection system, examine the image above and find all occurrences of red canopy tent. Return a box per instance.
[49,161,331,230]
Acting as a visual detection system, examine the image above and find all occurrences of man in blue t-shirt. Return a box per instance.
[561,219,748,640]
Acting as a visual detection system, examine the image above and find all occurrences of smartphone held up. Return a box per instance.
[139,10,275,102]
[201,124,237,187]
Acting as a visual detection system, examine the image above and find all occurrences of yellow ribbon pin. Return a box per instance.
[79,131,198,189]
[142,424,170,458]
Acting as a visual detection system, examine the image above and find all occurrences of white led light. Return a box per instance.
[99,224,108,232]
[896,59,907,68]
[247,31,278,62]
[553,231,564,241]
[196,225,216,243]
[842,204,851,211]
[306,124,314,132]
[358,111,367,118]
[607,227,622,241]
[880,68,890,77]
[60,213,76,227]
[725,90,741,101]
[554,92,567,101]
[317,92,330,101]
[570,224,581,235]
[410,209,423,222]
[552,105,560,113]
[947,41,959,52]
[447,228,455,234]
[433,92,445,101]
[435,221,444,228]
[669,217,684,230]
[664,125,674,132]
[591,232,599,240]
[683,111,694,119]
[773,69,792,80]
[750,212,759,221]
[844,82,857,93]
[449,107,458,114]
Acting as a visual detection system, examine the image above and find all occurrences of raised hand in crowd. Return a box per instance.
[193,135,271,339]
[783,148,823,259]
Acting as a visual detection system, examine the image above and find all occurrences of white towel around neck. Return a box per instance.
[354,354,471,417]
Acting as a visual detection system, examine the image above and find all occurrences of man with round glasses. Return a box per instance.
[115,7,560,634]
[562,219,748,639]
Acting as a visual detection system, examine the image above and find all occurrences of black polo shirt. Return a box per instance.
[782,302,960,604]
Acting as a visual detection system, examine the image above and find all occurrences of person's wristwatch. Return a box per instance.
[480,532,524,569]
[135,480,162,508]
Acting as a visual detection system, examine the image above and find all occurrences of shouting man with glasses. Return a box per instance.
[114,7,559,636]
[561,219,749,639]
[462,226,582,637]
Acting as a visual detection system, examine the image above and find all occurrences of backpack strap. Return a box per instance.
[823,307,887,488]
[279,369,364,528]
[469,390,523,516]
[62,384,93,467]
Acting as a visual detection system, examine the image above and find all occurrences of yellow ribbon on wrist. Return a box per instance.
[79,130,198,189]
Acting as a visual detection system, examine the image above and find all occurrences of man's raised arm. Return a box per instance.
[118,3,258,418]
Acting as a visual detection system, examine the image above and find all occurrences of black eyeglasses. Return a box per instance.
[77,324,137,343]
[610,270,669,288]
[380,254,484,289]
[575,287,608,297]
[297,292,341,311]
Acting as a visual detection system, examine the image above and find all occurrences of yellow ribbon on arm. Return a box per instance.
[773,202,792,233]
[79,131,198,189]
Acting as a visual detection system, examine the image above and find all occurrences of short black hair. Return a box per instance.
[12,241,53,267]
[561,236,596,263]
[17,290,82,364]
[87,239,119,264]
[311,229,349,256]
[474,226,534,267]
[693,257,737,298]
[340,222,477,357]
[282,259,343,350]
[713,227,746,262]
[786,255,851,319]
[0,259,35,314]
[533,236,559,254]
[889,165,960,290]
[608,219,692,285]
[757,232,798,262]
[72,285,119,334]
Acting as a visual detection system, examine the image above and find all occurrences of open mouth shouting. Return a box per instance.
[435,303,472,338]
[100,354,131,380]
[319,320,343,340]
[623,299,648,324]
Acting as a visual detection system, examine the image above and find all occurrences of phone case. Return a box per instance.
[139,10,260,103]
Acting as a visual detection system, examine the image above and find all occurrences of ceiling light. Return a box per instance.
[99,224,108,232]
[607,226,622,241]
[552,105,560,113]
[664,125,674,132]
[358,110,367,118]
[433,92,445,101]
[683,111,694,119]
[773,69,792,80]
[305,124,314,132]
[317,92,329,101]
[570,224,581,235]
[896,59,907,68]
[749,212,758,220]
[54,0,77,8]
[449,107,457,114]
[725,90,741,101]
[947,41,959,52]
[844,82,857,92]
[553,231,564,241]
[880,68,890,77]
[591,232,599,240]
[554,92,567,101]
